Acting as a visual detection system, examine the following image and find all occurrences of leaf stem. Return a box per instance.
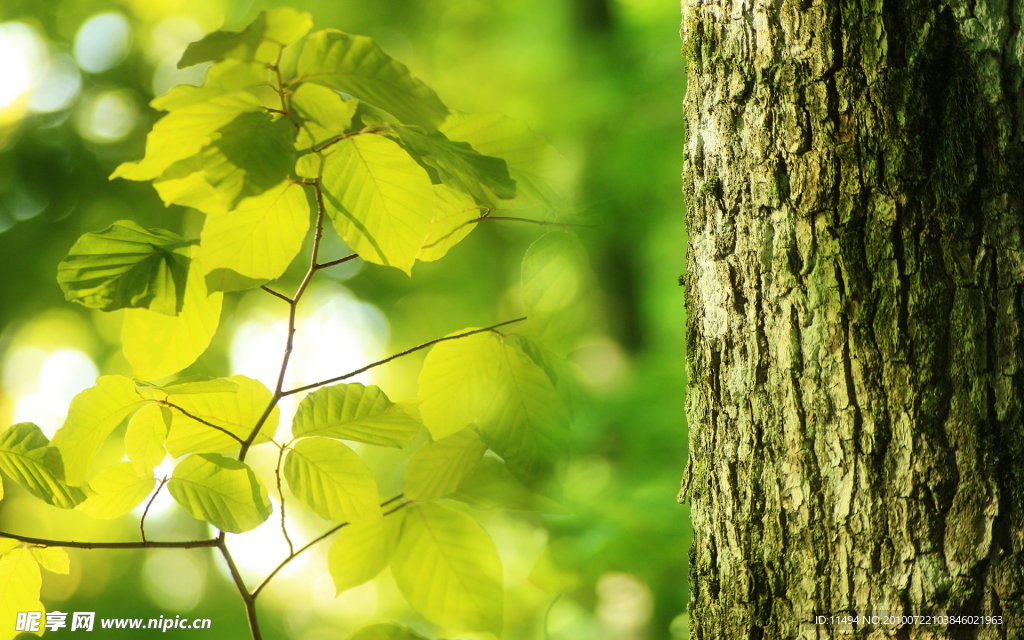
[158,400,244,445]
[261,285,293,303]
[280,318,527,397]
[140,476,168,543]
[314,253,359,270]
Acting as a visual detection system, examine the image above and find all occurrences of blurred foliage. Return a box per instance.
[0,0,688,638]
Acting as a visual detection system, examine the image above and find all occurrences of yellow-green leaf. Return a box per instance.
[76,462,155,519]
[51,376,146,486]
[0,549,44,640]
[56,221,191,316]
[284,438,380,523]
[392,503,503,634]
[297,30,448,130]
[327,513,402,594]
[29,547,69,575]
[404,428,486,501]
[418,332,569,484]
[198,180,310,292]
[0,538,18,555]
[318,135,434,274]
[178,8,313,68]
[347,624,429,640]
[291,83,357,149]
[519,231,594,353]
[164,375,276,456]
[124,404,169,475]
[122,251,223,379]
[0,424,86,508]
[291,383,420,448]
[168,454,271,532]
[416,184,481,263]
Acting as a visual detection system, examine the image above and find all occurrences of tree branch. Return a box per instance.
[274,444,294,555]
[314,253,359,270]
[280,317,527,397]
[217,537,262,640]
[0,531,219,550]
[140,476,168,543]
[261,285,293,303]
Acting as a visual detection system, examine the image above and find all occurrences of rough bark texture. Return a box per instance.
[681,1,1024,638]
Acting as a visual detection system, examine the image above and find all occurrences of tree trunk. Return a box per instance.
[680,1,1024,638]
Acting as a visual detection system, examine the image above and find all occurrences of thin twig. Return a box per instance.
[250,495,407,599]
[314,253,359,270]
[240,180,326,460]
[158,400,244,445]
[217,536,262,640]
[140,476,168,543]
[0,531,219,550]
[310,127,387,153]
[261,286,293,304]
[422,209,594,250]
[281,317,527,397]
[274,445,294,555]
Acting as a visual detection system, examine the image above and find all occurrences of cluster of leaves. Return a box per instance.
[0,8,594,640]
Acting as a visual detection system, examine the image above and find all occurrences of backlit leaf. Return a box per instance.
[29,548,69,575]
[318,134,434,273]
[284,438,381,523]
[520,232,594,353]
[327,513,402,594]
[122,250,223,379]
[392,125,515,204]
[56,221,191,315]
[76,462,155,519]
[199,180,311,292]
[451,457,540,512]
[291,384,420,448]
[418,332,569,484]
[124,404,169,475]
[392,502,503,634]
[0,424,86,508]
[291,83,357,149]
[168,454,271,532]
[178,8,313,68]
[164,375,276,456]
[51,376,146,486]
[0,549,44,640]
[416,184,481,262]
[297,30,448,129]
[404,428,486,501]
[347,624,429,640]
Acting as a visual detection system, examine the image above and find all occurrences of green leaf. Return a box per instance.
[167,453,271,532]
[451,457,539,512]
[29,548,69,575]
[198,180,311,292]
[178,8,313,68]
[404,428,486,501]
[76,462,155,519]
[0,550,44,639]
[122,250,223,379]
[0,424,86,508]
[51,376,146,486]
[56,221,191,315]
[163,375,276,456]
[392,503,503,634]
[0,538,19,555]
[318,134,434,274]
[327,513,401,594]
[138,377,239,397]
[111,89,264,183]
[441,112,570,211]
[416,184,482,263]
[284,438,381,523]
[125,404,169,475]
[418,332,569,485]
[392,125,515,204]
[297,30,448,130]
[291,383,420,448]
[290,83,358,149]
[347,624,429,640]
[520,232,593,353]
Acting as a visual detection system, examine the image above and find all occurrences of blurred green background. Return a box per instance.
[0,0,688,638]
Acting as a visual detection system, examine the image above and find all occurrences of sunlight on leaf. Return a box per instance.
[284,437,381,523]
[168,453,271,533]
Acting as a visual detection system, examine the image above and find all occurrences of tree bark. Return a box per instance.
[680,1,1024,638]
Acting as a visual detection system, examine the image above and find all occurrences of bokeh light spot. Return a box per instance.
[76,90,138,143]
[73,13,131,74]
